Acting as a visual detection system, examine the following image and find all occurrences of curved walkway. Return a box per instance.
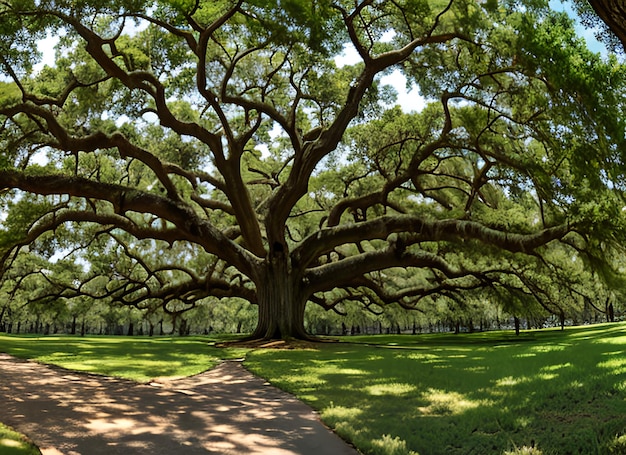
[0,354,359,455]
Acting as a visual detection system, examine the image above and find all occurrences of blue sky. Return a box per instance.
[550,0,609,55]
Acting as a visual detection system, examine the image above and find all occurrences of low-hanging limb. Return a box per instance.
[0,171,257,275]
[294,214,571,272]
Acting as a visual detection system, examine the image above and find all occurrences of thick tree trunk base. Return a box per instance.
[251,259,310,342]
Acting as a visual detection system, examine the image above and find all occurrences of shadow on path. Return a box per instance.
[0,354,359,455]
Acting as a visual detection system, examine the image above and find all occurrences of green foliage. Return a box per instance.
[244,0,344,56]
[0,197,54,254]
[0,82,21,109]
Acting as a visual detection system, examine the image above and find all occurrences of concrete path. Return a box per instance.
[0,354,360,454]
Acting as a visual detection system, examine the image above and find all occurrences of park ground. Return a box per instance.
[2,323,626,454]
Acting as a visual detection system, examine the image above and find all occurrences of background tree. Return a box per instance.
[0,0,625,340]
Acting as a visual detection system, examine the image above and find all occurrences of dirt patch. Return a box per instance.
[215,338,338,350]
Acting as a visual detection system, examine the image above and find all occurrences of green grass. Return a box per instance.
[0,334,247,382]
[0,423,39,455]
[3,326,626,454]
[244,323,626,455]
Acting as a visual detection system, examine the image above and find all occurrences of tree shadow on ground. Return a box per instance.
[0,355,358,455]
[246,323,626,455]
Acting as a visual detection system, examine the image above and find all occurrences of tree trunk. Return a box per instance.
[251,258,308,340]
[178,318,187,336]
[0,306,6,332]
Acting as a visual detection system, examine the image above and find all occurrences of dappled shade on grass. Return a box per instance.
[0,335,247,382]
[2,326,626,454]
[245,323,626,455]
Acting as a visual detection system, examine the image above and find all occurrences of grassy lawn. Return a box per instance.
[0,334,246,382]
[245,323,626,455]
[2,325,626,454]
[0,423,39,455]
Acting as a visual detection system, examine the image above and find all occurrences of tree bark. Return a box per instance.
[251,257,309,340]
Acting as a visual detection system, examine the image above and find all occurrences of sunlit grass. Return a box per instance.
[4,326,626,454]
[0,334,247,382]
[245,322,626,455]
[0,423,39,455]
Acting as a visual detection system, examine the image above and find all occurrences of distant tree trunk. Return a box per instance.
[514,317,521,336]
[169,315,177,335]
[127,322,134,336]
[71,315,77,335]
[0,306,6,332]
[560,312,565,330]
[607,299,615,323]
[80,320,86,337]
[178,318,187,336]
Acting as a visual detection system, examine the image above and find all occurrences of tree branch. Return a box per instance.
[295,214,571,271]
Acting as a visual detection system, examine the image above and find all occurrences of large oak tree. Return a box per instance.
[1,0,625,339]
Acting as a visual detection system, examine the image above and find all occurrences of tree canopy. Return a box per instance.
[1,0,625,340]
